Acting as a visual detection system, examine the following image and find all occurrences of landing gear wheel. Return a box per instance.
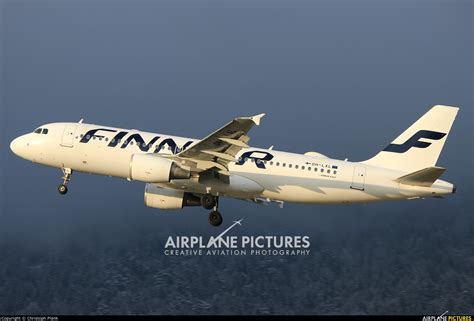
[58,167,72,195]
[201,195,217,210]
[58,184,68,195]
[209,210,223,227]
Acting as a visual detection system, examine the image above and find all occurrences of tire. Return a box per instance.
[58,184,68,195]
[208,210,223,227]
[201,195,216,210]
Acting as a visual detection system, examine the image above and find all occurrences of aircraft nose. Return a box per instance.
[10,137,20,155]
[10,135,27,157]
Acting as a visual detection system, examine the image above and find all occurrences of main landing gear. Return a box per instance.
[201,195,222,227]
[209,210,223,227]
[58,167,72,195]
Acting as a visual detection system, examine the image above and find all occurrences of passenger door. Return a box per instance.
[60,124,78,147]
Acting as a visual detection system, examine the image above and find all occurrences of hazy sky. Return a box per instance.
[0,0,472,241]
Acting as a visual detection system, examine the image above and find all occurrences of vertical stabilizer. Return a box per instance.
[362,105,459,173]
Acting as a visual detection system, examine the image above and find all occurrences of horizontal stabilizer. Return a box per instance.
[395,166,446,187]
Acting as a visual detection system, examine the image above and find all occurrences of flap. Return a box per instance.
[175,113,265,172]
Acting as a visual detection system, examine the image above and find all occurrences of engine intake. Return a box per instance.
[129,154,190,183]
[144,184,201,210]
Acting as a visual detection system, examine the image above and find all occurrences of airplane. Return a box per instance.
[10,105,458,226]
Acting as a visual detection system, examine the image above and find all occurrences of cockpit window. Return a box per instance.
[34,128,42,134]
[42,128,49,134]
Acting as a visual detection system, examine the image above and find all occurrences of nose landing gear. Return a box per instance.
[57,184,68,195]
[58,167,72,195]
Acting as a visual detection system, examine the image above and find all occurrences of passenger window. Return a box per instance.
[302,166,305,170]
[105,138,109,142]
[270,161,274,165]
[308,167,311,171]
[314,168,317,171]
[42,128,48,134]
[333,170,337,174]
[289,164,292,168]
[327,169,331,173]
[295,165,298,169]
[34,128,42,134]
[276,162,280,166]
[282,163,286,167]
[320,168,324,172]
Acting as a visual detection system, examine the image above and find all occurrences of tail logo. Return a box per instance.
[383,130,446,153]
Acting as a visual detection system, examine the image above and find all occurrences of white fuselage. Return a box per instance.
[10,122,454,204]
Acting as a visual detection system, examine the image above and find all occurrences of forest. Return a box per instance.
[0,203,472,315]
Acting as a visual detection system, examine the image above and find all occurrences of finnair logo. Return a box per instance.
[164,219,311,257]
[383,130,446,153]
[79,128,193,154]
[235,151,274,169]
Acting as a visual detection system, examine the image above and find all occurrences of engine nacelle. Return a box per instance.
[129,154,190,183]
[144,184,201,210]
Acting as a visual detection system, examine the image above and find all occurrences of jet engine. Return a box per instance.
[129,154,190,183]
[144,184,201,210]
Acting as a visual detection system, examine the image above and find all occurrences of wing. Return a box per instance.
[173,113,265,176]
